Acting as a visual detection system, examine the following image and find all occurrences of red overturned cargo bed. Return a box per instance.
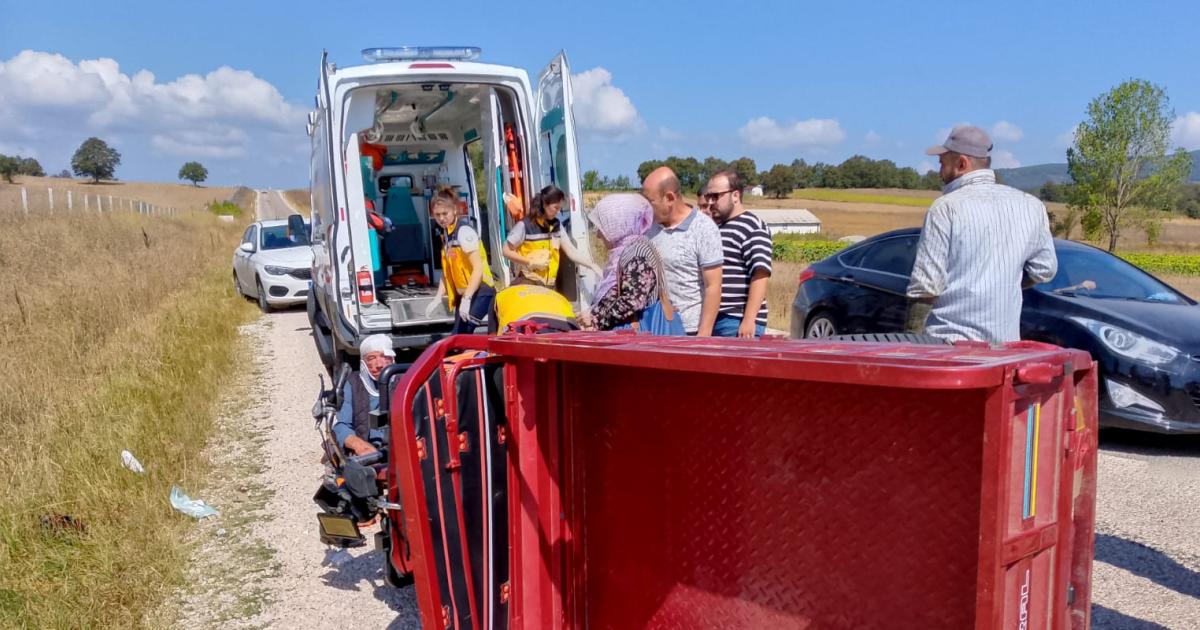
[387,334,1098,630]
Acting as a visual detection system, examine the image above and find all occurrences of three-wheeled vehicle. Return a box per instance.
[325,332,1100,629]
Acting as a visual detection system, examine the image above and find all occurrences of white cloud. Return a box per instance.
[864,130,883,145]
[738,116,845,149]
[1172,112,1200,150]
[1054,128,1077,150]
[657,126,683,141]
[0,49,305,172]
[992,150,1021,169]
[570,67,643,138]
[991,120,1024,142]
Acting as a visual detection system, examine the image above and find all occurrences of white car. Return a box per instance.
[232,218,314,312]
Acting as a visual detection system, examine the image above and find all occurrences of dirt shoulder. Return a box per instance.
[154,311,418,629]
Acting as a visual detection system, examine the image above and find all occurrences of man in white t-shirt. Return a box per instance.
[641,167,723,336]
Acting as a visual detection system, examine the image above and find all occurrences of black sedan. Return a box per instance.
[791,228,1200,434]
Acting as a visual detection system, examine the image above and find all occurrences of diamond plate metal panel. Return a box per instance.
[566,366,985,629]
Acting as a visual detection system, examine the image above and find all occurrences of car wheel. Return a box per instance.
[805,314,838,338]
[256,278,273,313]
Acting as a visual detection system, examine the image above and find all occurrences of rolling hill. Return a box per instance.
[996,150,1200,192]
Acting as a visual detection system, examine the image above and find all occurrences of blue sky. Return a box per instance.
[3,0,1200,188]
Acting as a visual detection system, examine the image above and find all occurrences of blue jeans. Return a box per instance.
[713,312,765,338]
[451,286,496,334]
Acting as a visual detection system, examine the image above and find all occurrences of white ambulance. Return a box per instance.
[306,47,595,370]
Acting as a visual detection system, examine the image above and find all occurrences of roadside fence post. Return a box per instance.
[84,195,90,211]
[48,188,54,211]
[21,187,28,214]
[67,190,73,211]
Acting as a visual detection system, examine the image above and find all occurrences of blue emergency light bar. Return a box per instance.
[362,47,482,63]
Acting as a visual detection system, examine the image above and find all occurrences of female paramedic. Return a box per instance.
[501,185,601,287]
[424,186,496,333]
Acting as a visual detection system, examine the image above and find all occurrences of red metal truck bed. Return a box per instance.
[389,334,1098,630]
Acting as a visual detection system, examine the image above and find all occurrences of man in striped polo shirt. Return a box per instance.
[905,125,1057,342]
[706,170,772,338]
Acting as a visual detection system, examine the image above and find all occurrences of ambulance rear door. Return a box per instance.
[534,52,594,303]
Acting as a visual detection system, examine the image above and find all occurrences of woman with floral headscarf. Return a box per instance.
[580,194,673,331]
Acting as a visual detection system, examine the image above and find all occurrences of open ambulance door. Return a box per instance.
[480,89,512,284]
[388,337,510,630]
[535,52,593,304]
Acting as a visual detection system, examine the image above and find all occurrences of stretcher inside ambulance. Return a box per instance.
[308,47,596,364]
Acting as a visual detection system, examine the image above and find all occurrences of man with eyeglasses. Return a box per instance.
[705,170,772,338]
[642,166,723,336]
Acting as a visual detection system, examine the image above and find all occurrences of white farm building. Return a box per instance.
[758,209,821,235]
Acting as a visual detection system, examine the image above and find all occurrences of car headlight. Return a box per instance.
[1105,379,1165,413]
[264,265,293,276]
[1069,317,1181,366]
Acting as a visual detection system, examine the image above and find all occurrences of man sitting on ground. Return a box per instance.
[332,335,395,457]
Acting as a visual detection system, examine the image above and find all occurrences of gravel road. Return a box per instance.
[248,310,420,628]
[1092,433,1200,629]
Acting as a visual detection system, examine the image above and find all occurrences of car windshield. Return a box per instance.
[260,224,310,250]
[1036,247,1187,304]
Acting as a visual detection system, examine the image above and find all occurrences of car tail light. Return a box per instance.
[798,267,816,286]
[356,270,375,305]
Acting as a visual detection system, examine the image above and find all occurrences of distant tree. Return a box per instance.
[729,157,758,187]
[1179,183,1200,219]
[71,137,121,183]
[582,169,601,191]
[1067,79,1193,251]
[0,155,17,184]
[790,159,816,188]
[700,156,729,186]
[661,156,703,192]
[613,175,631,190]
[1037,181,1072,203]
[178,161,208,187]
[761,164,799,199]
[17,157,44,177]
[919,170,942,191]
[54,169,72,179]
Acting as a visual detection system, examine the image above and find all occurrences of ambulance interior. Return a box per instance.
[344,81,580,329]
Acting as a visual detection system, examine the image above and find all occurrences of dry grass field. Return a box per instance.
[0,175,237,215]
[283,188,311,214]
[0,202,254,626]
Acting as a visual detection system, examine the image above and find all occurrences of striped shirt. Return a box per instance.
[718,211,772,326]
[906,169,1057,343]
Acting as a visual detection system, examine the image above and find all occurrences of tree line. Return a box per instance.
[0,136,209,187]
[0,155,45,183]
[582,155,942,196]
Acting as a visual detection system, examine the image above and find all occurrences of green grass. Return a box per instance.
[790,189,934,207]
[207,200,242,217]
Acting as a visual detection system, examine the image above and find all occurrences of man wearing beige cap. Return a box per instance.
[904,125,1057,342]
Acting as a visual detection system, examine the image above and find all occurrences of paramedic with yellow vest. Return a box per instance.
[489,284,579,334]
[425,187,496,334]
[501,185,601,287]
